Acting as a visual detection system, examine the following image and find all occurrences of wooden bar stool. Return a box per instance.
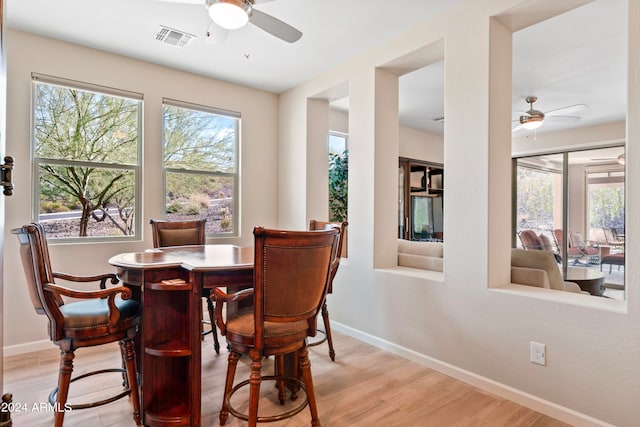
[13,223,141,427]
[212,226,339,426]
[307,220,347,361]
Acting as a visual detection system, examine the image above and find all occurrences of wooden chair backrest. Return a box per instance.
[309,220,347,293]
[13,223,59,316]
[252,226,339,349]
[149,219,206,248]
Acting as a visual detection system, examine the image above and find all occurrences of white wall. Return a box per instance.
[331,108,445,162]
[399,126,443,163]
[3,30,279,353]
[329,109,348,134]
[278,1,640,426]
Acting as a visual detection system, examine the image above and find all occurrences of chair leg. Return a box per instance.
[275,355,287,404]
[120,339,141,426]
[220,350,240,425]
[320,302,335,361]
[54,350,74,427]
[206,297,220,354]
[248,351,263,427]
[298,346,320,427]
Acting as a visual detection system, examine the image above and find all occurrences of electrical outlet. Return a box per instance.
[530,341,546,366]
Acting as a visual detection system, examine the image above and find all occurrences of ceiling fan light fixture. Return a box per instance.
[520,115,544,130]
[208,0,251,30]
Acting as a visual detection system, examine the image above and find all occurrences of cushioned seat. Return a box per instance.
[60,297,140,330]
[601,253,625,273]
[225,308,309,343]
[397,239,443,271]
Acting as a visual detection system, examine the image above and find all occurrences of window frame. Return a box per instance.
[31,73,143,243]
[162,98,241,237]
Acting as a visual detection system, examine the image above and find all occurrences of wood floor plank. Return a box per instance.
[3,331,572,426]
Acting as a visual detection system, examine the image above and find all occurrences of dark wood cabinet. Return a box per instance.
[139,270,201,427]
[399,157,444,241]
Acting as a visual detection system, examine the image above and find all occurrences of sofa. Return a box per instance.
[511,248,586,294]
[397,239,443,272]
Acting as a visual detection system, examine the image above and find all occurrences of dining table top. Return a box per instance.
[108,244,254,272]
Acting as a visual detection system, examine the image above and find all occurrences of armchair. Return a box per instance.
[13,223,141,426]
[511,248,587,294]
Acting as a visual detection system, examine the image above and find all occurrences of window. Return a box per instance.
[162,99,240,236]
[32,74,142,240]
[513,146,625,299]
[586,167,625,244]
[328,132,348,223]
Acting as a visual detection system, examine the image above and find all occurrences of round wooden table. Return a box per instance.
[565,267,606,296]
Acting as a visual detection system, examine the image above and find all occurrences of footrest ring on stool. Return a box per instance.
[307,329,327,347]
[225,375,308,423]
[48,368,131,410]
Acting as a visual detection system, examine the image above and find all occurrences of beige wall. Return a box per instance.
[399,126,443,163]
[279,1,640,426]
[4,1,640,426]
[331,108,444,164]
[3,30,279,353]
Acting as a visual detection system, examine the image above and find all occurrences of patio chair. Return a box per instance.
[552,229,588,265]
[569,231,601,265]
[603,227,625,252]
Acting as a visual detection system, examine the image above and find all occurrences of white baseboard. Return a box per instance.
[3,339,52,357]
[330,321,614,427]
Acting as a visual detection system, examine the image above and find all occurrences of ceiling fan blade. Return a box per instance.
[545,115,581,122]
[250,9,302,43]
[513,111,531,117]
[545,104,588,116]
[512,124,524,133]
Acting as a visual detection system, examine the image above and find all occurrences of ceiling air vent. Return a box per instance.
[155,25,195,48]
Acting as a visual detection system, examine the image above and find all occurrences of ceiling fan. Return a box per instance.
[157,0,302,43]
[590,153,626,165]
[512,96,588,132]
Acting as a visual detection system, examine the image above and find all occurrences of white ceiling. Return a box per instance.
[6,0,627,137]
[401,0,627,135]
[6,0,465,92]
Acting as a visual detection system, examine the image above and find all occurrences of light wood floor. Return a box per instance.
[4,330,571,427]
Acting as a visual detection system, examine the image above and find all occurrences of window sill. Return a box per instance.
[493,283,627,313]
[376,266,444,282]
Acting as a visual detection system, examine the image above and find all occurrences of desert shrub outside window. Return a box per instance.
[32,74,142,241]
[328,132,348,223]
[162,99,239,236]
